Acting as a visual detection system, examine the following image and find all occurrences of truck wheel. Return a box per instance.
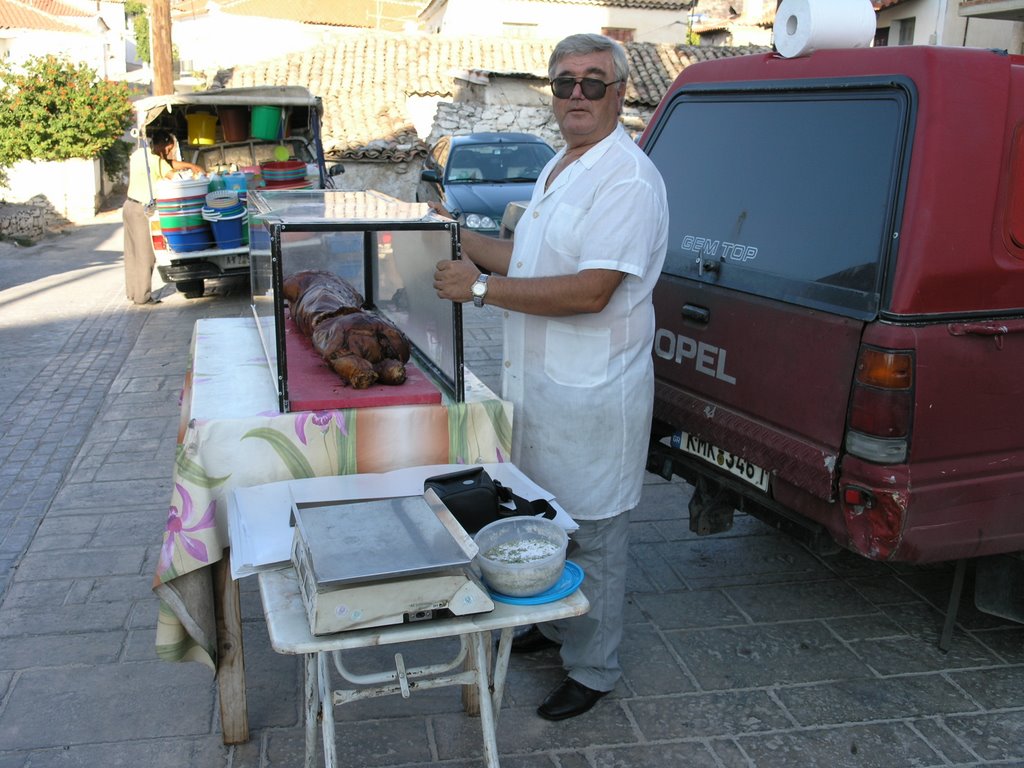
[178,280,204,299]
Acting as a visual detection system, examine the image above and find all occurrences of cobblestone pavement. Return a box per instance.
[0,213,1022,767]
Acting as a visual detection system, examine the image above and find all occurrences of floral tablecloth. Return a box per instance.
[153,317,513,668]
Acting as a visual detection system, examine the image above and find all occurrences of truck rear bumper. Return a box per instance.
[157,261,249,283]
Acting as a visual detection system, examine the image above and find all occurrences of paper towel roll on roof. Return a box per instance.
[773,0,877,59]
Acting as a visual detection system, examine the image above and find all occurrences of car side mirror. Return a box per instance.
[421,168,440,183]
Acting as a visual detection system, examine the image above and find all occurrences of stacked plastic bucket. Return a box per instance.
[202,190,247,249]
[156,178,214,252]
[261,160,311,190]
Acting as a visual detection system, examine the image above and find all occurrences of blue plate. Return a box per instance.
[488,561,584,605]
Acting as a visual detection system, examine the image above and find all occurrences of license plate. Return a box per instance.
[219,254,249,268]
[673,431,770,492]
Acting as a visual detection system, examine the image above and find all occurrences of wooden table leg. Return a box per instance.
[214,556,249,744]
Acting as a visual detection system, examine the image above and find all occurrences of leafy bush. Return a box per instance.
[126,0,150,63]
[0,55,134,180]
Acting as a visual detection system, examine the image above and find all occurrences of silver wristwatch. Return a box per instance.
[471,274,489,307]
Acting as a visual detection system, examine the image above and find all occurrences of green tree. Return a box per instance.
[0,55,133,170]
[126,0,150,64]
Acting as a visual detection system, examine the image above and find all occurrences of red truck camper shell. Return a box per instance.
[641,46,1024,576]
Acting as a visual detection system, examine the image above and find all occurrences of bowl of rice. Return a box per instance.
[473,516,568,597]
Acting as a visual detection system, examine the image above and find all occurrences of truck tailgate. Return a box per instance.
[652,276,863,501]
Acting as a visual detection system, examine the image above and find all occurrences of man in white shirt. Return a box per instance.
[432,32,669,720]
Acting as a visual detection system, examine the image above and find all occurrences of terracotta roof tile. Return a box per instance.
[0,0,86,31]
[210,31,766,161]
[453,0,696,8]
[19,0,90,17]
[174,0,425,30]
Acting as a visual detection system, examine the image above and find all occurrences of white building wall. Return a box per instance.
[878,0,1024,51]
[0,30,106,71]
[1,158,101,222]
[0,2,127,79]
[170,13,340,71]
[426,0,690,43]
[97,1,128,79]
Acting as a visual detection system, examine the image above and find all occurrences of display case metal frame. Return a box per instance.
[248,189,465,412]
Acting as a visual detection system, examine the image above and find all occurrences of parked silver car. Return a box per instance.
[416,132,555,237]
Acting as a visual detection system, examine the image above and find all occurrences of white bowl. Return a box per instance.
[473,516,568,597]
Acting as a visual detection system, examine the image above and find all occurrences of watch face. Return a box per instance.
[472,280,487,297]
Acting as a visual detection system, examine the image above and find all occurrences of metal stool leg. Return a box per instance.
[303,654,318,768]
[319,652,338,768]
[469,631,501,768]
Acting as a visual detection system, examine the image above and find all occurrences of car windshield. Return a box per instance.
[446,143,554,184]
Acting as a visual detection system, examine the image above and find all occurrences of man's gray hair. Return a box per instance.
[548,33,630,83]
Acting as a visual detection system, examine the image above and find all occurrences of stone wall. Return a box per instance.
[1,157,103,224]
[426,101,655,151]
[340,99,657,203]
[332,160,422,202]
[0,197,72,243]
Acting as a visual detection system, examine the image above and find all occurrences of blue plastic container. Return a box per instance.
[209,214,245,249]
[221,172,248,192]
[164,227,214,253]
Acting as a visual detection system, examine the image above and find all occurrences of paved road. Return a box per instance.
[0,211,1022,767]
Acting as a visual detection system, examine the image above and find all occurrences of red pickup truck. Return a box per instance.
[640,46,1024,620]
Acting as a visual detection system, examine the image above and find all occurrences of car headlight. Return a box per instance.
[463,213,498,230]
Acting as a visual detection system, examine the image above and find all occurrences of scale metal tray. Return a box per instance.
[290,492,491,634]
[292,493,474,589]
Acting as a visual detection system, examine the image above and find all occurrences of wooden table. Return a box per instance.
[151,317,513,743]
[259,566,589,768]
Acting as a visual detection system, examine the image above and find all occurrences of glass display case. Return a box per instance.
[248,189,464,412]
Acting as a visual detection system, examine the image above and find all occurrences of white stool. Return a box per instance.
[259,566,589,768]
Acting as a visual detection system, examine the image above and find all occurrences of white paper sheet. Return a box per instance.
[227,463,577,579]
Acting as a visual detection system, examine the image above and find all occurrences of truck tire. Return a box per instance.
[177,279,204,299]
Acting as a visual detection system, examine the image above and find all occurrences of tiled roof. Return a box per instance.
[19,0,90,17]
[625,40,768,106]
[692,21,730,34]
[521,0,697,7]
[422,0,697,10]
[211,31,767,161]
[173,0,426,30]
[0,0,86,31]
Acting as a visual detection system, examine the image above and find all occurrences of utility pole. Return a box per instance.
[150,0,173,95]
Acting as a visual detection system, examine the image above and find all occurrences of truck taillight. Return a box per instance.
[150,219,166,251]
[845,346,914,464]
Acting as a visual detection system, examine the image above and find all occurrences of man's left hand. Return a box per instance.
[433,258,480,303]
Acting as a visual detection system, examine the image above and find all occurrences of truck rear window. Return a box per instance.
[646,81,912,319]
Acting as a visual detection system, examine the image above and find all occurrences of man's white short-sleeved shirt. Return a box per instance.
[502,125,669,520]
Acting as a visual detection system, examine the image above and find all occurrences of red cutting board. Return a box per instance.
[284,314,442,411]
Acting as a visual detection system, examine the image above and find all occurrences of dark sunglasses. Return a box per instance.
[549,77,622,100]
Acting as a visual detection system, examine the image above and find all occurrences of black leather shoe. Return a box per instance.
[511,625,559,654]
[537,677,609,721]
